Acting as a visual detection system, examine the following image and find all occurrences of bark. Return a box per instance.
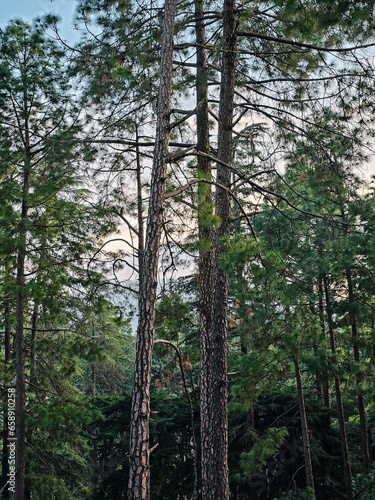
[2,298,11,499]
[323,275,353,499]
[340,209,370,474]
[294,357,315,494]
[136,123,144,296]
[14,65,34,499]
[346,270,370,474]
[318,276,331,409]
[90,322,96,396]
[4,298,10,370]
[15,161,29,500]
[207,1,237,499]
[26,305,39,500]
[127,2,176,499]
[194,1,214,498]
[310,301,324,400]
[247,401,254,429]
[30,304,38,381]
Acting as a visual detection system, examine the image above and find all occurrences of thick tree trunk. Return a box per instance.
[207,1,237,499]
[323,275,353,499]
[346,270,370,474]
[194,1,214,498]
[2,298,11,499]
[127,2,176,499]
[294,357,315,494]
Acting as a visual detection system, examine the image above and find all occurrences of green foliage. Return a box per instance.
[355,470,375,499]
[26,398,92,499]
[276,486,316,500]
[83,392,197,500]
[238,427,289,478]
[1,0,375,498]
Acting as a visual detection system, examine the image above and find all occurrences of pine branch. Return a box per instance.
[237,30,375,53]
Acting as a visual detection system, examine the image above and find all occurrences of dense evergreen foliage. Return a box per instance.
[1,0,375,498]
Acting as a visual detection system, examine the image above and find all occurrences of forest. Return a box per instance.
[1,0,375,499]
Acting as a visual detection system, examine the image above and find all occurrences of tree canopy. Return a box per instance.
[1,1,375,499]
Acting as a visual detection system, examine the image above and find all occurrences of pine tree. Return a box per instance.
[127,1,177,498]
[0,20,89,497]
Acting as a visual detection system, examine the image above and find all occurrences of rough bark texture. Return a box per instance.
[346,270,370,474]
[194,1,214,498]
[136,124,144,296]
[127,2,176,499]
[294,357,315,494]
[207,1,237,499]
[323,275,353,499]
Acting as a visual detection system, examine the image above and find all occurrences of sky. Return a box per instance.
[0,0,77,40]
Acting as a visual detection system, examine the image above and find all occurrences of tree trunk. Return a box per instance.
[30,304,38,381]
[208,1,237,498]
[310,301,324,401]
[15,161,29,500]
[318,276,331,409]
[346,269,370,474]
[194,1,214,498]
[136,123,144,297]
[294,357,315,494]
[323,275,353,499]
[127,1,176,498]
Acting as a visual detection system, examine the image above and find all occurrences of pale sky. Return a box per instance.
[0,0,77,39]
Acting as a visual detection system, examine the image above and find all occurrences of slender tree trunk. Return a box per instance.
[318,276,331,409]
[136,123,144,296]
[30,304,38,381]
[4,297,10,373]
[90,322,96,396]
[208,1,237,498]
[247,401,254,429]
[340,209,370,474]
[323,275,353,499]
[346,270,370,474]
[13,73,33,500]
[310,301,324,400]
[2,298,11,499]
[194,1,214,498]
[15,160,29,500]
[30,236,45,384]
[294,357,315,494]
[127,2,176,498]
[26,303,39,499]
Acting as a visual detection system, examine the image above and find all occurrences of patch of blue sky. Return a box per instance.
[0,0,77,41]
